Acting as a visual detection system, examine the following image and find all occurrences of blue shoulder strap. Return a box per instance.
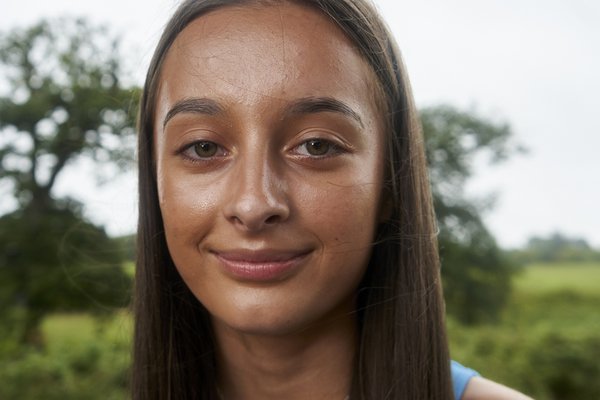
[451,360,480,399]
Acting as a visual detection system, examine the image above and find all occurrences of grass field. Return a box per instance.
[506,262,600,332]
[448,262,600,399]
[513,262,600,296]
[43,311,132,353]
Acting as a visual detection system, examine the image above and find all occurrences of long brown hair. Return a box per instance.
[133,0,453,398]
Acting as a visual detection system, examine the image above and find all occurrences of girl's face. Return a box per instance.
[155,3,386,335]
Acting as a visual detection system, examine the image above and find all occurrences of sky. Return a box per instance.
[1,0,599,248]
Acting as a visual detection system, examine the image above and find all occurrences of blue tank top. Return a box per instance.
[451,360,480,399]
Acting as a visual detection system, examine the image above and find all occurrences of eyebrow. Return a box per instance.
[163,97,223,129]
[284,96,364,128]
[162,96,364,129]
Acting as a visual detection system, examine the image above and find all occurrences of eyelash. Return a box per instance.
[177,140,228,163]
[291,138,346,159]
[177,137,347,163]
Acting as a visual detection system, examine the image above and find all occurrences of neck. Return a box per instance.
[213,311,356,400]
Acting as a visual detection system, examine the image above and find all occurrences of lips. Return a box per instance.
[211,248,312,282]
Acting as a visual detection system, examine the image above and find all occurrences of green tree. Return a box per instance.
[0,18,137,344]
[513,232,600,263]
[421,105,521,324]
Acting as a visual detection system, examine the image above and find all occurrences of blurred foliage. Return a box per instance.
[421,105,523,324]
[510,232,600,264]
[449,264,600,400]
[513,263,600,296]
[0,18,137,343]
[449,320,600,400]
[113,234,136,264]
[0,312,131,400]
[0,206,131,345]
[0,17,138,209]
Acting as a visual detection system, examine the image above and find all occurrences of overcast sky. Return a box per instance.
[2,0,599,248]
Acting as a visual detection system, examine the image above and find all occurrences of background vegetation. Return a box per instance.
[1,18,598,400]
[449,263,600,400]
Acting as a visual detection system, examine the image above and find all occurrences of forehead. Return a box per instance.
[156,2,380,124]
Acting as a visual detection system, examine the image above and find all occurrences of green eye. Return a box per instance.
[304,139,330,156]
[193,141,218,158]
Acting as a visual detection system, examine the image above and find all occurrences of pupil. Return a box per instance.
[194,142,217,157]
[308,139,329,155]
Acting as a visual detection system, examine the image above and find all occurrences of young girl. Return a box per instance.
[133,0,532,398]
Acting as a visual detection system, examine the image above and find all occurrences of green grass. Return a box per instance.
[448,262,600,399]
[123,261,135,278]
[514,262,600,296]
[506,262,600,334]
[43,311,132,347]
[43,313,97,349]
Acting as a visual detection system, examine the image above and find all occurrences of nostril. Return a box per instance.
[264,215,281,225]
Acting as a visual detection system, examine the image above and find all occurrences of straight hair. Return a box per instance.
[133,0,454,398]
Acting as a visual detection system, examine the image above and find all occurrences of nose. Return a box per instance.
[223,153,290,232]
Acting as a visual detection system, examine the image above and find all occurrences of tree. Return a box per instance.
[0,18,137,344]
[513,232,600,263]
[421,105,522,324]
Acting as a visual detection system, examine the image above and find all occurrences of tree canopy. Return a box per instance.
[421,105,522,324]
[0,18,137,212]
[512,232,600,264]
[0,18,137,343]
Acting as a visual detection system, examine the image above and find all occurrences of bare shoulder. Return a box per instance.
[463,376,534,400]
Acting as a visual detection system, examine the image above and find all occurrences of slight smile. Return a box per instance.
[211,248,313,282]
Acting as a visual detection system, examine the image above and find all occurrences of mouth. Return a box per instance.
[211,248,312,282]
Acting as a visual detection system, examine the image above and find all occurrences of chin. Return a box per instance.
[213,307,307,337]
[208,288,356,338]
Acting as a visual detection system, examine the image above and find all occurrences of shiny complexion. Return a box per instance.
[155,3,385,337]
[155,4,385,398]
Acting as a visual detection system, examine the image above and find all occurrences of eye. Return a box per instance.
[304,139,330,156]
[193,141,219,157]
[180,140,227,160]
[294,138,343,158]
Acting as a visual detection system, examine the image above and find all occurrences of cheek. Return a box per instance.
[292,181,380,313]
[157,167,222,249]
[294,174,382,253]
[157,172,225,291]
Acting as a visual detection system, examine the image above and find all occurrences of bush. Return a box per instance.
[449,299,600,400]
[529,332,600,400]
[0,313,130,400]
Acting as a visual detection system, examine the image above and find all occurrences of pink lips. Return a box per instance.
[213,249,311,282]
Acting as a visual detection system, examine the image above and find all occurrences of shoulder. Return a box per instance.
[451,361,532,400]
[451,360,480,399]
[462,376,534,400]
